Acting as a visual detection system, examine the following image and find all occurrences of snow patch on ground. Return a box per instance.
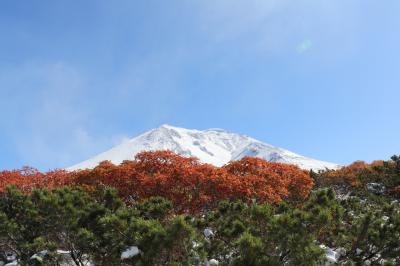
[320,244,341,265]
[121,246,140,260]
[204,228,214,238]
[206,258,219,265]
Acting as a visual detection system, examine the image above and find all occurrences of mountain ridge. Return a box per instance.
[67,124,340,171]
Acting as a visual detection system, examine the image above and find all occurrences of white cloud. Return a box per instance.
[0,61,121,169]
[0,56,188,169]
[191,0,362,60]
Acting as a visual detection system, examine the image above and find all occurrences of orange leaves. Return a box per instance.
[319,161,370,188]
[0,151,315,213]
[0,167,73,193]
[223,157,313,203]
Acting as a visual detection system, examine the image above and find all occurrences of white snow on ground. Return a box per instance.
[206,259,219,265]
[320,244,341,265]
[4,261,19,266]
[204,228,214,238]
[68,124,340,171]
[121,246,140,260]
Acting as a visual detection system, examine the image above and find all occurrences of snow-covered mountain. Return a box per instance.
[67,125,339,171]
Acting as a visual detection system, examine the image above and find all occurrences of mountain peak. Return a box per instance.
[67,126,340,171]
[158,124,177,129]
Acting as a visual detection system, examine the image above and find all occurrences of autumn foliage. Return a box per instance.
[316,161,368,188]
[315,156,400,199]
[0,167,72,193]
[0,151,314,213]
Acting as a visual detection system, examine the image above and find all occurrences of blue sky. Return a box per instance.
[1,0,399,170]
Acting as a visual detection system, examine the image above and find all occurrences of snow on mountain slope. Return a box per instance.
[67,125,340,171]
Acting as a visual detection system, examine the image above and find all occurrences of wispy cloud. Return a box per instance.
[0,54,189,169]
[191,0,361,60]
[0,61,125,169]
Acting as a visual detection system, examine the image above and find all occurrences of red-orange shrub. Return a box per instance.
[0,167,73,193]
[223,157,313,202]
[0,151,315,213]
